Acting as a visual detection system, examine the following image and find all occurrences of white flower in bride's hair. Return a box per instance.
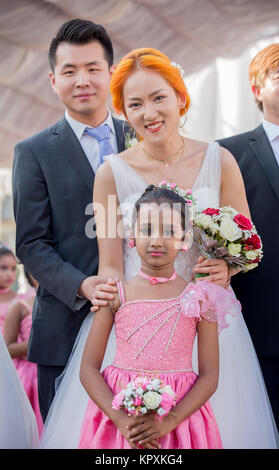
[170,61,186,79]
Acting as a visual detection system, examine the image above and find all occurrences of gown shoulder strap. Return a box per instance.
[105,155,146,204]
[116,280,126,305]
[194,141,222,197]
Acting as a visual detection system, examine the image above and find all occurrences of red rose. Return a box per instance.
[202,208,220,216]
[234,214,253,231]
[245,234,262,249]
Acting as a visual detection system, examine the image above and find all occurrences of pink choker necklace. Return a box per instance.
[139,269,177,285]
[0,287,11,294]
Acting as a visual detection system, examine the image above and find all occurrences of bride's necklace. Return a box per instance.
[141,138,185,168]
[139,268,177,285]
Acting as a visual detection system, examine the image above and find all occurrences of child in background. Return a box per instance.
[0,246,20,333]
[4,270,43,436]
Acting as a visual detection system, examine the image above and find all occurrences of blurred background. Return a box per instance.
[1,0,279,251]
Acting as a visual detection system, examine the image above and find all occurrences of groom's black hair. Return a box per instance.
[49,19,114,72]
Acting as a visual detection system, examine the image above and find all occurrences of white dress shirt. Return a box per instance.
[65,110,118,307]
[262,119,279,167]
[65,110,118,173]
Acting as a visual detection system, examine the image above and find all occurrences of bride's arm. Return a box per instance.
[91,161,125,310]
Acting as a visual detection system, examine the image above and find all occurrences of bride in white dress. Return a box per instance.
[40,48,278,449]
[0,332,39,448]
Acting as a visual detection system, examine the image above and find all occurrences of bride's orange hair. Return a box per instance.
[110,48,190,118]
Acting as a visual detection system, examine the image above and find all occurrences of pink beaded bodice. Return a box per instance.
[112,280,240,374]
[113,285,197,373]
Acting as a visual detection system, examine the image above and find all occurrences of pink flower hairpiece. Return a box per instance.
[156,181,196,221]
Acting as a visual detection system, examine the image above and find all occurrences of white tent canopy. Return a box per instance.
[1,0,279,168]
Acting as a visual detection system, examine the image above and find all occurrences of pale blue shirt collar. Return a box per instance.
[65,109,115,141]
[262,119,279,142]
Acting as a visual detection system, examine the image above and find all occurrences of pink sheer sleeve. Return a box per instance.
[180,281,241,333]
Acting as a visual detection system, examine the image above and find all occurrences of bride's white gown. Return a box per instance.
[40,142,278,449]
[0,332,39,449]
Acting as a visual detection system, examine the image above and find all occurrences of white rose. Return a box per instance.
[219,217,242,242]
[143,391,162,410]
[246,249,260,261]
[209,221,220,235]
[244,263,258,271]
[194,213,212,229]
[228,243,242,257]
[160,385,175,397]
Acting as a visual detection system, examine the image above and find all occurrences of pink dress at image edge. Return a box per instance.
[10,299,44,436]
[78,280,240,449]
[0,289,36,333]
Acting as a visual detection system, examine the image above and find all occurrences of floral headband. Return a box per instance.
[156,181,196,221]
[170,61,186,79]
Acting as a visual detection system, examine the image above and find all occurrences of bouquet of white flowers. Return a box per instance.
[193,206,263,279]
[112,376,176,418]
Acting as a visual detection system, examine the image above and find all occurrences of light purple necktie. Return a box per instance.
[84,125,113,167]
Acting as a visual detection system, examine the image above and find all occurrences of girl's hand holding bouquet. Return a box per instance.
[112,377,177,448]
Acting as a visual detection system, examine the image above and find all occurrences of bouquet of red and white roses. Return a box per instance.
[112,376,176,418]
[193,206,263,276]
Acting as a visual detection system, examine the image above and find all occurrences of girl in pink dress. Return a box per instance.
[4,272,43,436]
[0,246,21,334]
[78,184,240,449]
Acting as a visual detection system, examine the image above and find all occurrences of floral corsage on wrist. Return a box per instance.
[112,377,176,421]
[193,206,263,279]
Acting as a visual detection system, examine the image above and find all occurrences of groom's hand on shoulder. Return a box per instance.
[79,276,118,308]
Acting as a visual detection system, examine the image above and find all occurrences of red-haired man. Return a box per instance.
[218,43,279,431]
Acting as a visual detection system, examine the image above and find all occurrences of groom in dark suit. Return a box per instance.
[218,43,279,430]
[12,19,126,421]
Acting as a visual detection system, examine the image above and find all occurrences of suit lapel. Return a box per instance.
[113,117,126,153]
[249,124,279,202]
[52,117,94,193]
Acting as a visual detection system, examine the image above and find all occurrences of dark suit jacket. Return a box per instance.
[12,116,125,366]
[218,124,279,356]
